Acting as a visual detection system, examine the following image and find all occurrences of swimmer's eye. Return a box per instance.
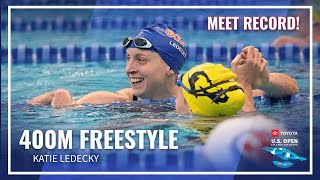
[138,58,147,64]
[126,55,131,62]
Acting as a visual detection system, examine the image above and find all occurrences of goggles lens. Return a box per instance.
[123,37,132,47]
[123,37,154,49]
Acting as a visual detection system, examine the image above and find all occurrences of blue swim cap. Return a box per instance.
[129,24,187,73]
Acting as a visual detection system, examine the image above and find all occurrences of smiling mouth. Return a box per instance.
[130,77,144,84]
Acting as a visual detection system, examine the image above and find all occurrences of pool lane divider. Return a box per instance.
[1,43,319,64]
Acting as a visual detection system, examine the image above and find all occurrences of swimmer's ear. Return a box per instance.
[167,67,175,75]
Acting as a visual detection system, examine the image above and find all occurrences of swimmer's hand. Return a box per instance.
[28,89,76,108]
[241,46,299,98]
[232,46,261,85]
[231,48,259,112]
[241,46,270,90]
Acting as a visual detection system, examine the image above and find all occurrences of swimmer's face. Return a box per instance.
[125,48,172,99]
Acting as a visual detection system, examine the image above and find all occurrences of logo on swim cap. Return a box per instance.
[132,24,187,73]
[177,63,245,117]
[165,28,185,47]
[187,71,236,104]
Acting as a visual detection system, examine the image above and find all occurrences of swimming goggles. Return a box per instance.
[176,74,243,96]
[123,37,156,50]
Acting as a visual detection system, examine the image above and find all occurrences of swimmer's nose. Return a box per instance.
[126,59,138,74]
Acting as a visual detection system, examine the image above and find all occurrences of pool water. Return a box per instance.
[0,61,313,149]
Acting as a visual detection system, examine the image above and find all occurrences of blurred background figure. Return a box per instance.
[272,1,320,49]
[202,114,286,171]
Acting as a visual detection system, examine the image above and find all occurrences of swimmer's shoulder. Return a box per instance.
[115,88,135,101]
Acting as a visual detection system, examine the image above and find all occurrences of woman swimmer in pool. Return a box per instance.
[28,24,299,113]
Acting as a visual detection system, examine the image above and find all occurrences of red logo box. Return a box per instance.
[272,129,279,137]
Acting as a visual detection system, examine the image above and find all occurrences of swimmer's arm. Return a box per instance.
[272,35,308,49]
[257,73,299,98]
[239,82,255,112]
[75,88,133,105]
[28,91,55,105]
[28,89,75,108]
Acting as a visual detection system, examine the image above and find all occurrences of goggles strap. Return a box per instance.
[192,85,243,98]
[189,80,234,94]
[211,85,243,102]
